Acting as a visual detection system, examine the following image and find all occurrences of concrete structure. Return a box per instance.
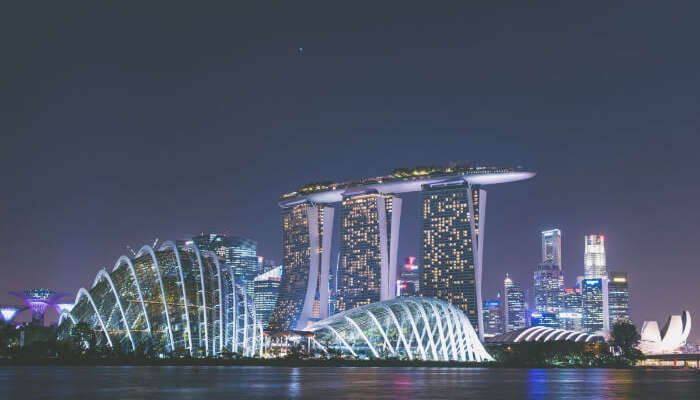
[541,229,562,269]
[483,298,503,336]
[56,241,264,357]
[533,263,564,314]
[639,310,691,355]
[561,288,583,331]
[270,165,535,333]
[487,326,607,344]
[307,297,493,361]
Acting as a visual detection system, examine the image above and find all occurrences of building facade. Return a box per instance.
[541,229,562,269]
[397,256,420,297]
[483,298,503,336]
[504,274,527,332]
[254,266,283,329]
[584,235,607,279]
[268,202,334,331]
[420,180,486,338]
[608,271,630,325]
[336,191,401,313]
[582,278,609,333]
[561,288,583,331]
[533,263,564,314]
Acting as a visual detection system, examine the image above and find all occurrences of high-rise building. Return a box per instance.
[270,165,535,331]
[483,297,503,336]
[561,288,583,331]
[397,256,419,296]
[336,191,401,312]
[254,266,283,329]
[504,274,527,332]
[533,263,564,314]
[420,180,485,338]
[582,278,609,333]
[530,312,559,328]
[541,229,562,269]
[268,202,334,330]
[608,272,630,325]
[584,235,607,279]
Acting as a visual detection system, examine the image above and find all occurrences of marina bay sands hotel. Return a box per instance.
[268,165,535,340]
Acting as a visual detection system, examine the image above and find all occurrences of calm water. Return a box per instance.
[2,366,700,399]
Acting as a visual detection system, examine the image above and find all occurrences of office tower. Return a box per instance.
[533,263,564,314]
[582,278,609,333]
[336,191,401,312]
[584,235,607,279]
[483,297,503,336]
[397,256,420,296]
[608,272,630,325]
[421,180,486,338]
[207,235,259,300]
[541,229,562,269]
[504,274,527,332]
[560,288,583,331]
[254,266,283,329]
[269,202,334,330]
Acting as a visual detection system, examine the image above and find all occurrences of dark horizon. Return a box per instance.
[1,2,698,341]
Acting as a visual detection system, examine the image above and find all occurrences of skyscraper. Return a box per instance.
[541,229,562,269]
[504,274,527,332]
[533,263,564,314]
[483,297,503,336]
[268,202,334,330]
[582,278,609,333]
[420,180,485,338]
[608,271,630,325]
[397,256,419,296]
[584,235,607,279]
[254,266,283,329]
[213,236,259,299]
[561,288,583,331]
[336,191,401,312]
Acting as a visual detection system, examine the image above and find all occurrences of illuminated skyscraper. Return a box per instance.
[561,288,583,331]
[584,235,607,279]
[582,278,609,333]
[608,272,630,325]
[541,229,562,269]
[192,234,259,299]
[504,274,527,332]
[397,256,419,296]
[533,263,564,314]
[420,180,485,338]
[336,191,401,312]
[268,202,334,330]
[254,266,283,329]
[483,297,503,336]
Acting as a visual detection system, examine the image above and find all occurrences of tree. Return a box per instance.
[611,321,641,353]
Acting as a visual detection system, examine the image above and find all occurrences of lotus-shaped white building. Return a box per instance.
[639,310,691,354]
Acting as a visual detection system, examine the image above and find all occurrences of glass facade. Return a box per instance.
[504,274,527,332]
[309,297,492,362]
[533,263,564,314]
[483,298,503,336]
[561,288,583,331]
[584,235,607,279]
[541,229,562,269]
[582,278,607,333]
[608,272,630,325]
[254,266,283,329]
[57,241,263,356]
[420,180,483,335]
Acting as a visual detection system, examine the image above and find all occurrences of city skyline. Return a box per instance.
[2,2,699,344]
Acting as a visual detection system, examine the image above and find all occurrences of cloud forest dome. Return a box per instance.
[307,297,493,362]
[280,164,535,205]
[57,241,263,357]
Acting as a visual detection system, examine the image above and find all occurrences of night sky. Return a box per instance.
[2,2,698,340]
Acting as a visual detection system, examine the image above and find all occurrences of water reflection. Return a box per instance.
[1,366,699,399]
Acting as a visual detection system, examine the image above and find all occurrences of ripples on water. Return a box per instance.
[1,366,700,399]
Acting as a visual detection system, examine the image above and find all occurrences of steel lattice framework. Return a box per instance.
[56,242,263,357]
[307,297,493,362]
